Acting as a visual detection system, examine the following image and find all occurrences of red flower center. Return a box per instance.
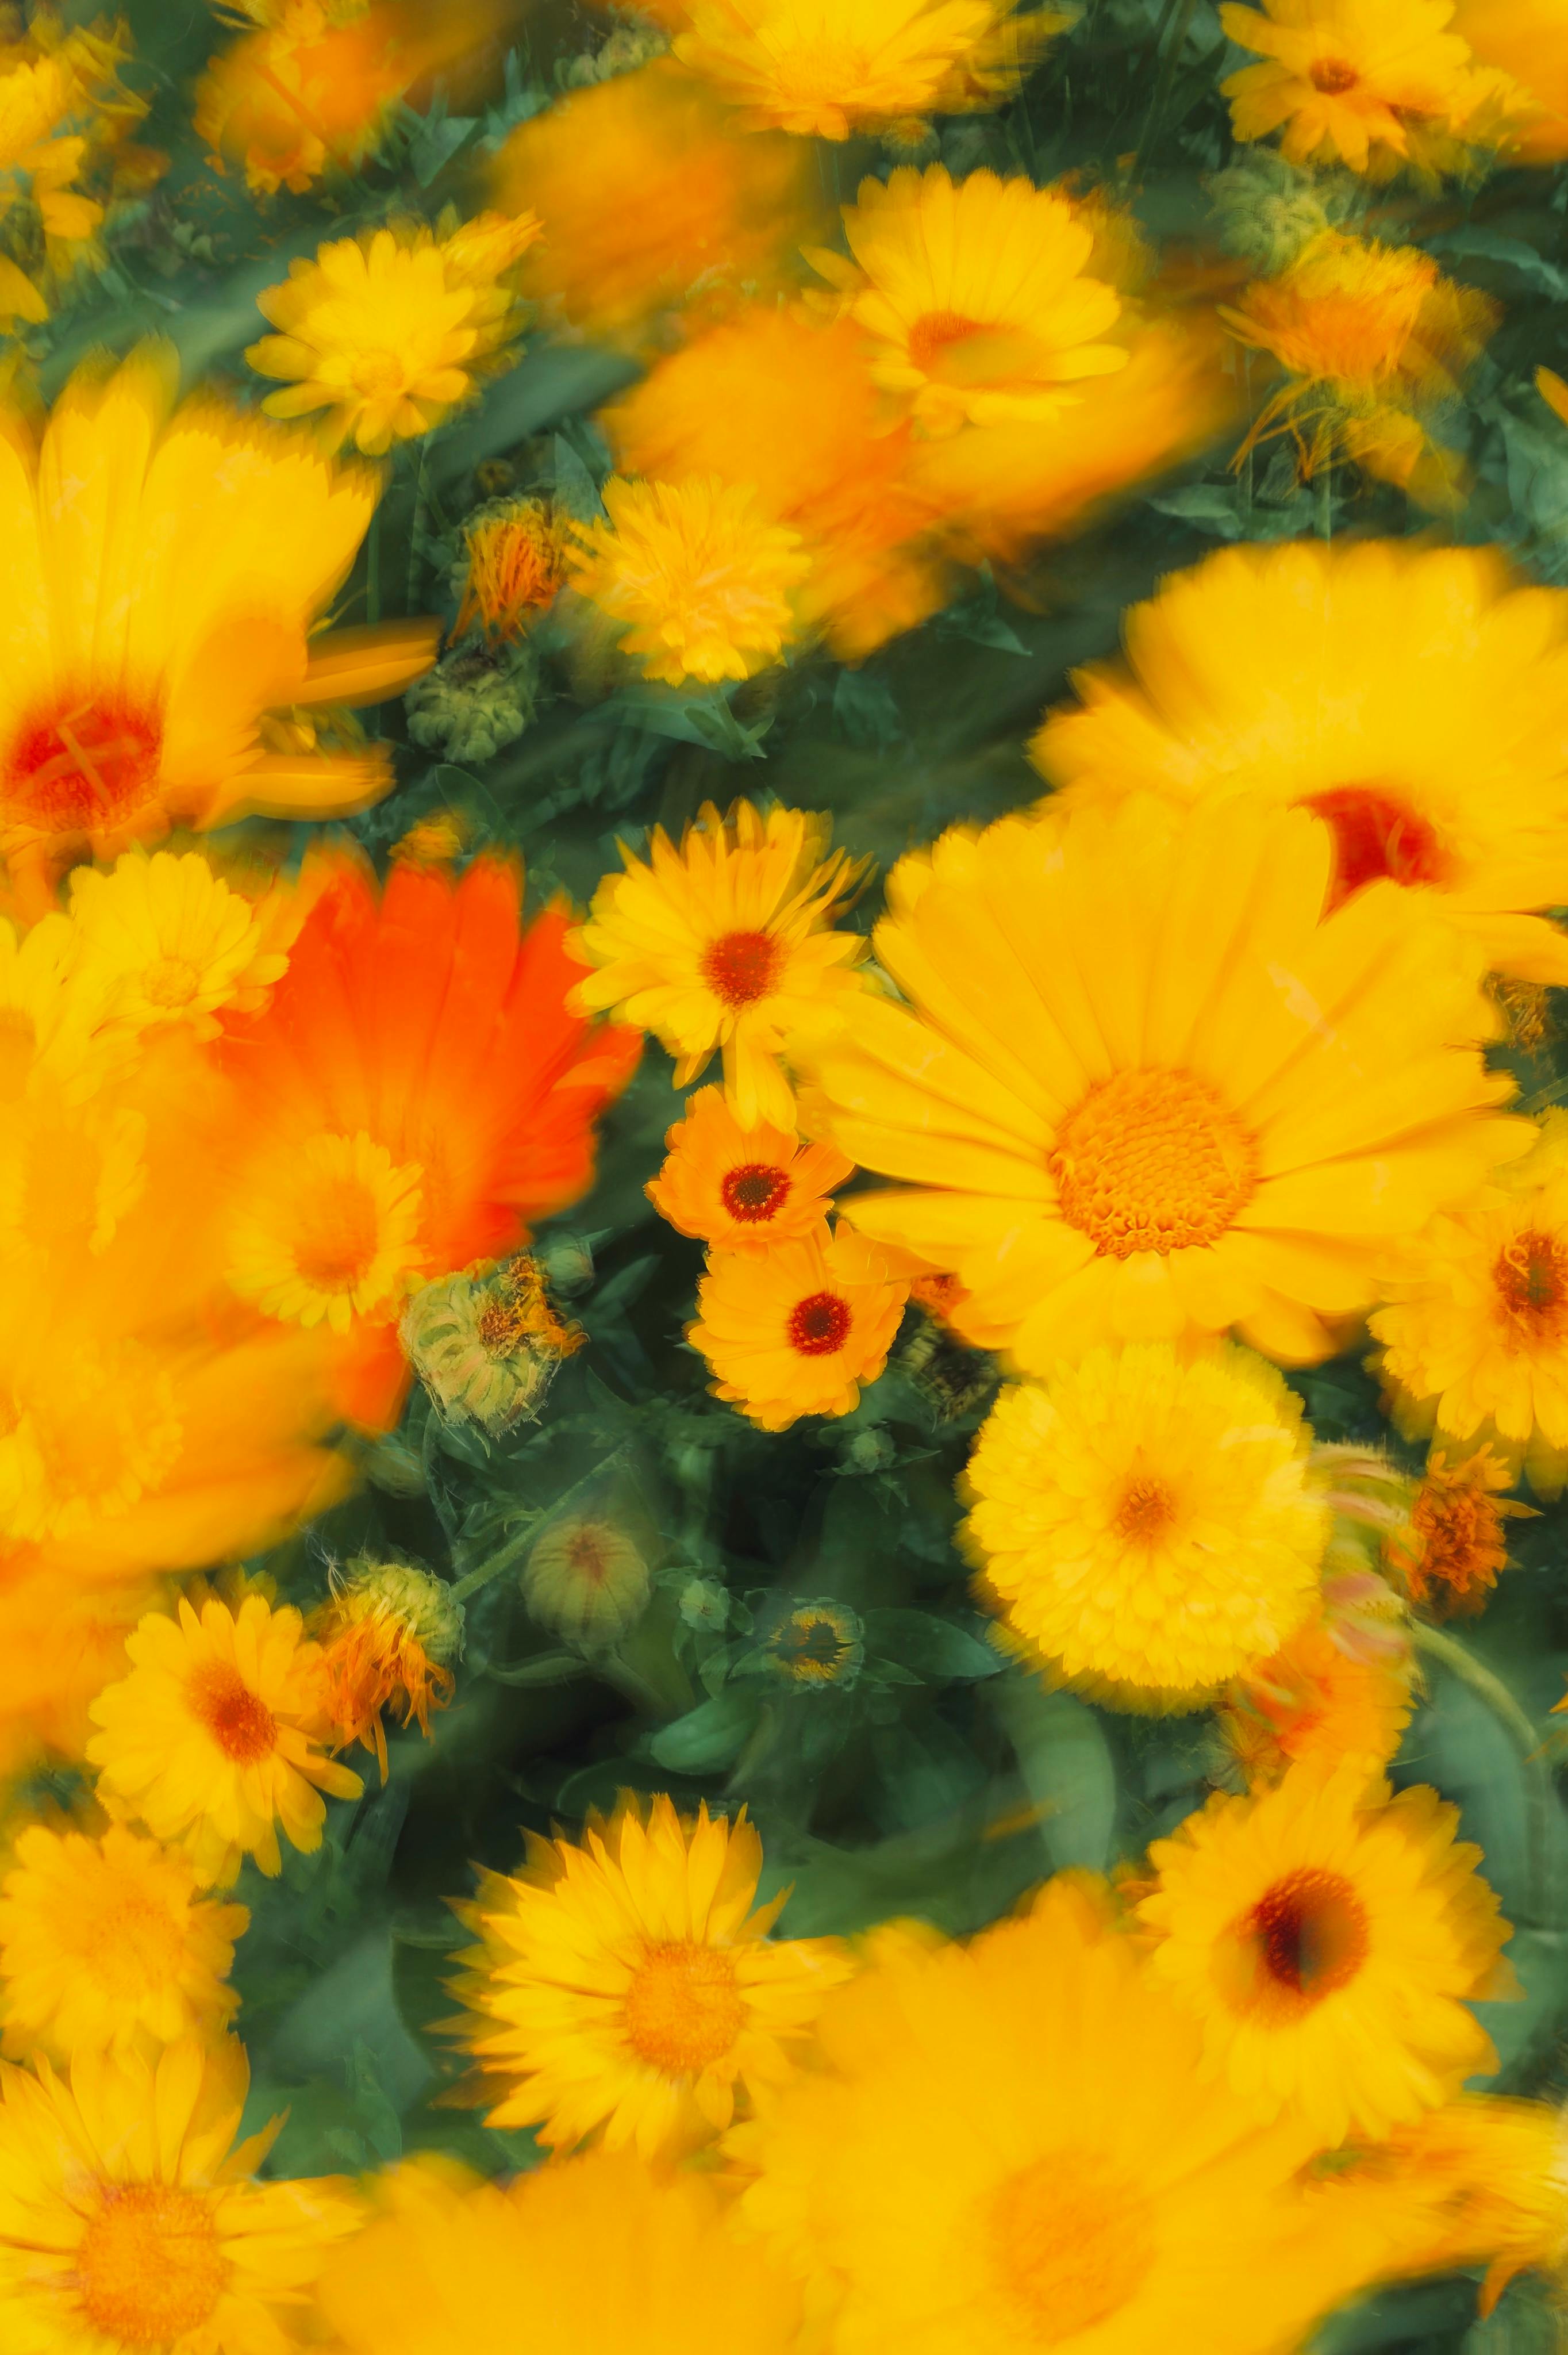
[702,929,782,1008]
[1303,785,1449,912]
[721,1161,791,1222]
[907,309,987,371]
[1310,55,1359,95]
[787,1290,851,1356]
[1246,1867,1369,1999]
[4,692,164,835]
[187,1663,278,1764]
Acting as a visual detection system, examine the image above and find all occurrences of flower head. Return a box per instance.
[1386,1445,1535,1610]
[226,1127,428,1336]
[0,1822,248,2061]
[312,1559,462,1779]
[455,500,568,641]
[87,1594,364,1887]
[691,1225,909,1430]
[1139,1758,1514,2142]
[567,477,809,688]
[402,1256,582,1435]
[449,1793,852,2157]
[755,1597,866,1689]
[64,850,288,1039]
[570,800,866,1128]
[647,1084,851,1254]
[248,212,540,457]
[521,1514,653,1647]
[1217,1613,1415,1782]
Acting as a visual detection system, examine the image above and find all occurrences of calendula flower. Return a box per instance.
[1220,0,1515,175]
[0,2036,361,2354]
[647,1084,851,1253]
[1033,538,1568,987]
[567,477,809,688]
[569,800,866,1129]
[312,1559,463,1779]
[1456,0,1568,162]
[226,1128,428,1336]
[963,1343,1327,1710]
[449,1794,852,2157]
[0,345,436,877]
[755,1598,865,1688]
[521,1513,653,1645]
[690,1225,909,1430]
[317,2146,802,2355]
[821,166,1124,435]
[1139,1758,1514,2143]
[87,1594,363,1888]
[1386,1446,1535,1611]
[738,1876,1403,2355]
[65,849,287,1040]
[801,796,1524,1372]
[0,1822,248,2061]
[1218,1614,1415,1783]
[402,1256,581,1435]
[248,212,541,458]
[455,500,569,641]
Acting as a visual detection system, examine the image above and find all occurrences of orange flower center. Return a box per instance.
[1050,1068,1256,1259]
[1113,1475,1176,1543]
[1310,55,1359,95]
[351,348,406,399]
[787,1289,852,1356]
[1222,1867,1370,2018]
[144,956,202,1009]
[1494,1227,1568,1341]
[721,1161,791,1222]
[1405,1466,1508,1605]
[187,1662,278,1764]
[908,309,987,372]
[3,692,164,836]
[1302,785,1449,912]
[986,2149,1155,2344]
[292,1174,382,1295]
[702,928,783,1008]
[77,2184,226,2348]
[622,1938,745,2076]
[72,1884,190,2004]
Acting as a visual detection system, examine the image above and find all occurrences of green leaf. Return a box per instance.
[864,1609,1004,1679]
[1429,229,1568,300]
[551,433,605,523]
[988,1675,1117,1874]
[648,1686,761,1773]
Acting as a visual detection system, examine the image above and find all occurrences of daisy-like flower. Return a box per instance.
[1137,1757,1515,2143]
[521,1515,653,1647]
[195,0,443,194]
[1220,0,1512,174]
[567,477,809,688]
[455,500,568,642]
[738,1876,1408,2355]
[1385,1445,1535,1611]
[1033,538,1568,987]
[0,2037,361,2354]
[248,212,541,457]
[646,1084,851,1254]
[690,1225,909,1430]
[401,1256,581,1435]
[86,1594,363,1888]
[317,2146,803,2355]
[1371,1114,1568,1491]
[821,166,1125,435]
[311,1560,463,1781]
[449,1794,852,2157]
[801,795,1525,1372]
[962,1342,1328,1709]
[0,1822,248,2062]
[1217,1614,1415,1783]
[226,1128,428,1337]
[66,850,287,1039]
[568,800,866,1128]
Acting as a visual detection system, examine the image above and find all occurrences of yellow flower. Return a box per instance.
[225,1127,428,1336]
[1370,1113,1568,1490]
[1032,538,1568,987]
[824,166,1125,435]
[86,1594,363,1888]
[449,1793,852,2157]
[737,1875,1401,2355]
[316,2146,803,2355]
[1457,0,1568,163]
[1218,1613,1416,1783]
[247,212,541,457]
[568,799,867,1129]
[0,344,435,875]
[311,1560,462,1780]
[801,795,1524,1372]
[675,0,1054,139]
[521,1514,653,1646]
[1220,0,1512,174]
[455,500,568,641]
[567,477,809,688]
[0,2037,361,2355]
[1137,1757,1514,2143]
[0,1821,248,2061]
[962,1342,1327,1709]
[647,1083,852,1254]
[690,1223,910,1430]
[1386,1445,1535,1610]
[65,850,287,1039]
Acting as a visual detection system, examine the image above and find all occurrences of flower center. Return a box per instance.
[721,1161,791,1222]
[701,929,782,1009]
[1494,1227,1568,1341]
[1302,785,1450,912]
[622,1938,745,2076]
[1113,1475,1176,1543]
[787,1289,852,1356]
[291,1173,382,1294]
[773,1612,852,1679]
[4,692,164,836]
[74,1885,189,2003]
[143,955,202,1009]
[350,348,407,398]
[76,2184,226,2349]
[1223,1867,1370,2017]
[907,309,987,372]
[186,1662,278,1764]
[1050,1068,1256,1259]
[1310,55,1359,94]
[986,2149,1156,2345]
[565,1528,612,1585]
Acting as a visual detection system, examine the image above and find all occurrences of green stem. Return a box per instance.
[1129,0,1198,186]
[448,1441,635,1606]
[1412,1623,1555,1926]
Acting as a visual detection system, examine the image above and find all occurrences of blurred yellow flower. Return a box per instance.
[1386,1445,1534,1610]
[690,1222,909,1429]
[1456,0,1568,162]
[225,1127,428,1336]
[567,477,809,687]
[66,849,287,1039]
[522,1513,652,1646]
[1218,1614,1415,1783]
[455,500,569,641]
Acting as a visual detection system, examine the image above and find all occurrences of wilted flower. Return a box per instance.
[402,1257,582,1436]
[1385,1447,1536,1614]
[1205,151,1350,275]
[312,1558,464,1778]
[522,1513,652,1646]
[455,501,570,643]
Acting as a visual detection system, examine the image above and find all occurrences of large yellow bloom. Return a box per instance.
[449,1794,852,2157]
[737,1875,1403,2355]
[87,1594,364,1888]
[566,478,809,687]
[0,346,435,873]
[0,1822,247,2062]
[568,800,866,1128]
[1220,0,1513,174]
[0,2038,360,2355]
[1032,538,1568,985]
[316,2147,802,2355]
[802,795,1524,1372]
[962,1342,1328,1708]
[1138,1758,1514,2143]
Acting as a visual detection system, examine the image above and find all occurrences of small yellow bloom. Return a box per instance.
[225,1127,427,1336]
[87,1593,363,1887]
[689,1223,910,1430]
[66,849,287,1039]
[248,212,541,457]
[449,1793,852,2157]
[312,1559,462,1780]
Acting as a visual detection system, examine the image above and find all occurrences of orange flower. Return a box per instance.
[1386,1447,1535,1613]
[216,855,641,1429]
[1218,1616,1415,1783]
[455,502,569,641]
[310,1560,462,1779]
[689,1224,909,1429]
[647,1086,852,1254]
